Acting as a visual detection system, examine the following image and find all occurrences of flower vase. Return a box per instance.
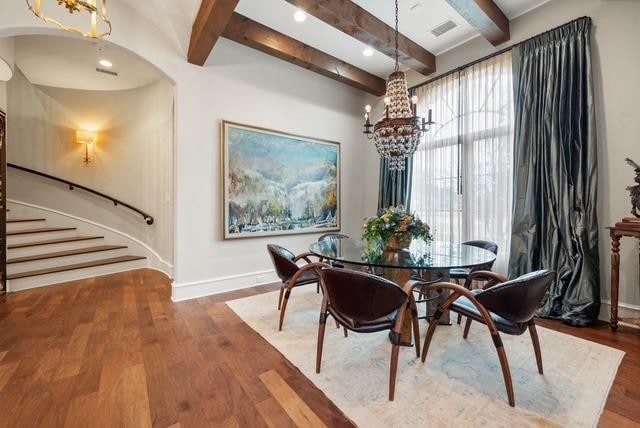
[385,235,412,251]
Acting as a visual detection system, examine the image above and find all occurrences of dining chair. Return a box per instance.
[452,240,498,324]
[317,233,350,270]
[419,269,555,407]
[267,244,329,331]
[316,267,421,401]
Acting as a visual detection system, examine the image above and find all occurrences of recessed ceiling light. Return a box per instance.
[294,10,306,22]
[99,59,113,68]
[363,48,374,57]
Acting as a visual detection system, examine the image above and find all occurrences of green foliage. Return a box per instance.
[362,205,432,245]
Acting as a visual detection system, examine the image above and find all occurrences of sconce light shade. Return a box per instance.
[76,129,97,165]
[76,129,97,145]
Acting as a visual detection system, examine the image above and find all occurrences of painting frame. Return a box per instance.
[221,120,341,240]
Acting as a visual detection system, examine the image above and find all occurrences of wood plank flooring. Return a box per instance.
[0,268,638,427]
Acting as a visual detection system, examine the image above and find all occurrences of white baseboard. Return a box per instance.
[599,299,640,326]
[171,269,279,302]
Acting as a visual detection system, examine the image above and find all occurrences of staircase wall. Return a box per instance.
[6,67,174,271]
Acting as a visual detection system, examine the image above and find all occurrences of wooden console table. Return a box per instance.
[607,220,640,331]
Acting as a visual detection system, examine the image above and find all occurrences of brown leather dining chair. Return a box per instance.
[452,240,498,325]
[316,267,421,401]
[419,269,555,407]
[267,244,328,331]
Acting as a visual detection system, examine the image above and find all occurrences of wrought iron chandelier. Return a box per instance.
[26,0,112,39]
[363,0,433,171]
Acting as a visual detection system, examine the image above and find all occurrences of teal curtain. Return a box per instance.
[378,157,413,213]
[509,17,600,326]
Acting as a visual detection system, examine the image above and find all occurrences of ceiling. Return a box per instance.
[118,0,551,78]
[13,35,164,91]
[11,0,553,90]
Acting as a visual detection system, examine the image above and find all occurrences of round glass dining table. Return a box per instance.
[309,237,497,272]
[309,237,497,345]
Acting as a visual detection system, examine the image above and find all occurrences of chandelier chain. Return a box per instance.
[394,0,399,71]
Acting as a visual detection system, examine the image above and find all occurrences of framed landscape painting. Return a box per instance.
[222,121,340,239]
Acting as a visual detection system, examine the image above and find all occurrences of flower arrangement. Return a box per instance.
[362,205,432,250]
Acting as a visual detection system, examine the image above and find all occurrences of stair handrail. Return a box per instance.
[7,163,154,225]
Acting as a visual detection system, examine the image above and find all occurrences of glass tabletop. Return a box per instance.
[309,238,496,270]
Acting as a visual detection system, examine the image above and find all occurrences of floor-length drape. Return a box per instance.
[411,53,514,274]
[378,157,413,213]
[509,17,600,326]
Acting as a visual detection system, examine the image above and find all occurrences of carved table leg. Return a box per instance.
[610,233,621,331]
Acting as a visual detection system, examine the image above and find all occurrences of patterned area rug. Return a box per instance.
[227,287,624,427]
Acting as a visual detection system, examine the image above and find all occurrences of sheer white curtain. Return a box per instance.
[411,51,514,274]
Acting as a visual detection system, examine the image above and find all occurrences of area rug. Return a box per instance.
[227,287,624,427]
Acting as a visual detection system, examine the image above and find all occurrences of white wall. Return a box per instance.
[0,1,374,299]
[404,0,640,316]
[6,68,175,272]
[172,39,372,299]
[0,37,14,111]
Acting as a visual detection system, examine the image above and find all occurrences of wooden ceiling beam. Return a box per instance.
[221,13,387,96]
[444,0,510,46]
[284,0,436,76]
[188,0,240,65]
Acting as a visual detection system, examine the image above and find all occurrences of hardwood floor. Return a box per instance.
[0,268,638,427]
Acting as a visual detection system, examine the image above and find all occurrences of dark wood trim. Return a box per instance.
[7,255,146,280]
[8,163,154,225]
[8,245,128,264]
[444,0,510,46]
[7,235,104,250]
[188,0,240,65]
[222,13,387,96]
[283,0,436,76]
[7,227,76,236]
[0,110,5,295]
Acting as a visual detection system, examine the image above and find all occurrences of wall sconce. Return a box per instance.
[76,130,97,165]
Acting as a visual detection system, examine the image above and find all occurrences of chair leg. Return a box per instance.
[420,318,440,363]
[343,326,348,337]
[493,333,515,407]
[528,321,544,374]
[278,289,292,331]
[389,343,400,401]
[316,316,327,373]
[463,318,472,339]
[316,283,320,294]
[411,311,421,358]
[334,319,340,329]
[456,313,463,325]
[277,286,284,310]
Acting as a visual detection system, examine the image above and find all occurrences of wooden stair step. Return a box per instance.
[7,227,76,236]
[8,236,104,249]
[7,218,46,223]
[8,245,128,264]
[7,255,147,280]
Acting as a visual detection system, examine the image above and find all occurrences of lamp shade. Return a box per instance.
[76,130,97,145]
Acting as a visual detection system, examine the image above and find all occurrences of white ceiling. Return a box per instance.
[13,35,164,91]
[12,0,553,90]
[232,0,552,78]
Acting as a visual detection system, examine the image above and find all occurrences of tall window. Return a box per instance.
[411,52,514,273]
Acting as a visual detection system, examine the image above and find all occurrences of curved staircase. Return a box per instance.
[6,212,147,292]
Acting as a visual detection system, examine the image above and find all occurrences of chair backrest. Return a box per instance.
[319,268,407,322]
[267,244,299,282]
[463,240,498,269]
[476,270,555,324]
[318,233,350,242]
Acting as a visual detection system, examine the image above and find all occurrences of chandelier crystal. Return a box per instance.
[363,0,433,171]
[26,0,112,39]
